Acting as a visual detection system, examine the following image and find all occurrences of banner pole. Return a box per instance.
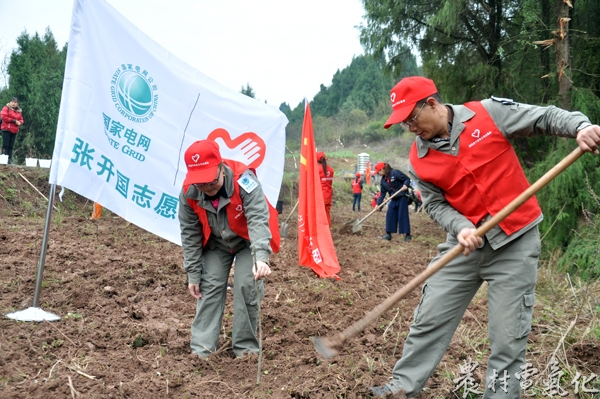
[32,183,56,307]
[5,184,61,322]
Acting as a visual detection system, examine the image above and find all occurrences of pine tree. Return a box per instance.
[2,28,67,161]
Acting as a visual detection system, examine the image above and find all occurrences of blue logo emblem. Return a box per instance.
[110,64,158,123]
[117,71,152,116]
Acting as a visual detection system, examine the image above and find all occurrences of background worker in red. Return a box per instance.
[1,97,24,165]
[365,161,372,186]
[369,76,600,399]
[178,139,280,359]
[374,161,412,242]
[351,172,363,212]
[316,151,334,225]
[371,191,380,209]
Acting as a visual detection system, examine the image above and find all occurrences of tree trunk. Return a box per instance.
[540,0,551,104]
[555,0,573,110]
[489,0,503,91]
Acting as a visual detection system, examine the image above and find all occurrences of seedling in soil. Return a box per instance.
[132,334,146,349]
[365,356,377,374]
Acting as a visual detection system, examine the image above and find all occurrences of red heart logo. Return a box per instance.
[191,154,200,162]
[207,128,266,170]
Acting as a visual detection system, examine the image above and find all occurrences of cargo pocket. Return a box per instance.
[246,279,263,306]
[516,293,535,339]
[413,283,429,324]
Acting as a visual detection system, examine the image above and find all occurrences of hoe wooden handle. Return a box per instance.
[357,186,404,224]
[316,147,584,357]
[282,200,300,224]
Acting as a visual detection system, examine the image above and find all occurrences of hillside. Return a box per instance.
[1,164,599,398]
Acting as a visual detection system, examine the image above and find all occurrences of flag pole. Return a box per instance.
[5,184,61,322]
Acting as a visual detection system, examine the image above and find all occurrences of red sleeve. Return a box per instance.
[0,107,9,123]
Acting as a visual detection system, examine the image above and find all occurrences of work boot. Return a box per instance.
[403,234,412,242]
[378,233,392,241]
[368,385,407,398]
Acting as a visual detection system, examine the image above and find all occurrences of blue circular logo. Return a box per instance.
[116,70,153,117]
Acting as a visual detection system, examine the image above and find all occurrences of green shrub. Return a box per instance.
[557,194,600,281]
[528,139,600,249]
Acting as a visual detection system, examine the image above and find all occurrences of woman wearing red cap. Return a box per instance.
[374,161,412,242]
[179,139,280,359]
[316,152,334,225]
[351,172,363,212]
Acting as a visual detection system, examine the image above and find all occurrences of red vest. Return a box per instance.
[409,101,541,236]
[184,159,280,253]
[319,165,334,204]
[352,178,362,194]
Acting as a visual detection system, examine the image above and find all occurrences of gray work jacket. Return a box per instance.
[178,164,272,284]
[408,97,590,249]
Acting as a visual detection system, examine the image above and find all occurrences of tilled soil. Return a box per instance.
[1,166,599,398]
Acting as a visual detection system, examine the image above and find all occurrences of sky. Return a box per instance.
[0,0,366,108]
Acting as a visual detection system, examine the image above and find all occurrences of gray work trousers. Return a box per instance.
[386,226,540,398]
[190,242,263,358]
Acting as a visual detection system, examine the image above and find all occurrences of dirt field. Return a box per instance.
[1,165,599,398]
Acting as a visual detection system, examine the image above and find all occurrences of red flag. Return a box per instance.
[298,102,340,279]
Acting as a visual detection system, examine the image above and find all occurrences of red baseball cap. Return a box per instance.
[356,172,361,177]
[374,162,385,174]
[384,76,438,129]
[316,152,326,161]
[183,140,222,186]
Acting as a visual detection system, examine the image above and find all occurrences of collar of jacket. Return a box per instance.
[5,103,23,112]
[414,104,475,158]
[184,163,235,202]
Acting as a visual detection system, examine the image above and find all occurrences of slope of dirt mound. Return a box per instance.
[1,164,599,398]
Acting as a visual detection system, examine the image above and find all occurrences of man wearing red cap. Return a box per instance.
[316,152,334,225]
[373,161,412,242]
[178,139,279,359]
[369,76,600,398]
[351,172,363,212]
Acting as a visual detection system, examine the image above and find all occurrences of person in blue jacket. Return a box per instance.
[375,162,412,242]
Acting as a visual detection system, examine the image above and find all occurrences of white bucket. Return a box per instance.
[25,158,38,167]
[39,159,52,168]
[0,154,8,164]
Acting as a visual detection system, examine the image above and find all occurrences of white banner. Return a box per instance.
[50,0,288,245]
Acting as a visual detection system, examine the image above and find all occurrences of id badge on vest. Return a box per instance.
[238,171,258,193]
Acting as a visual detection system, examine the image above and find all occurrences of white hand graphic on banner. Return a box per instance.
[207,128,267,169]
[214,136,262,165]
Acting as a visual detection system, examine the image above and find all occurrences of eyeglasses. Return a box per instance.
[194,166,221,188]
[400,103,426,128]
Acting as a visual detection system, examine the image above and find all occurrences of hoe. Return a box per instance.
[313,147,584,358]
